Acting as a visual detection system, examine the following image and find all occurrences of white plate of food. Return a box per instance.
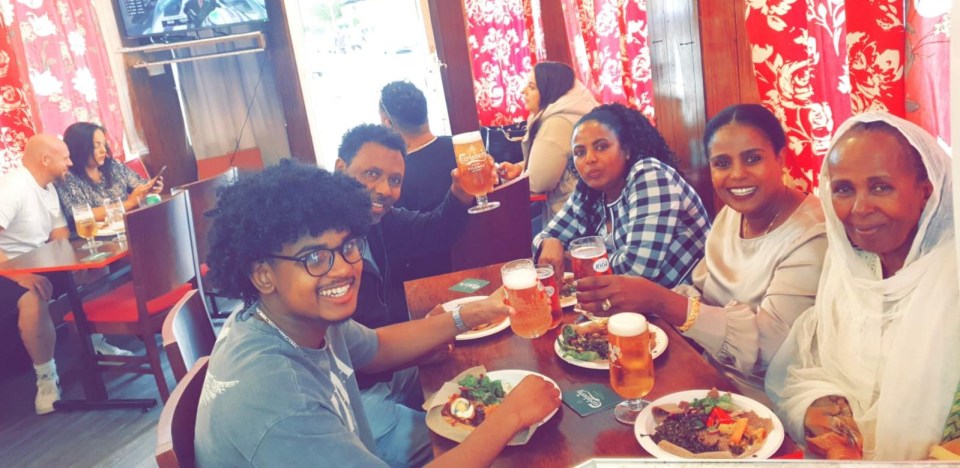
[554,319,667,370]
[442,296,510,341]
[559,272,577,308]
[634,389,785,460]
[426,369,560,445]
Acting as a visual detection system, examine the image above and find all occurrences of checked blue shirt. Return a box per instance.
[533,158,711,288]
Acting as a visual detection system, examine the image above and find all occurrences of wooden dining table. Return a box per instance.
[0,237,156,411]
[405,262,798,466]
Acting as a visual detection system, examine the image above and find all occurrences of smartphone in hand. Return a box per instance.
[149,165,168,183]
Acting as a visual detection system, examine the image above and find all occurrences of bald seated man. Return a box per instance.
[0,134,73,414]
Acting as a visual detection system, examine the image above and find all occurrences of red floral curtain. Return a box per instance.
[745,0,950,191]
[560,0,655,120]
[6,0,126,160]
[0,21,35,174]
[464,0,536,126]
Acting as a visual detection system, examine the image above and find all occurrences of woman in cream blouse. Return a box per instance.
[576,104,826,400]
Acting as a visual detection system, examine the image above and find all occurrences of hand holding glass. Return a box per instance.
[453,131,499,214]
[500,259,552,338]
[608,312,654,424]
[72,204,102,251]
[570,236,612,279]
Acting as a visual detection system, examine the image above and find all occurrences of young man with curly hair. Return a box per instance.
[378,80,458,212]
[194,161,559,467]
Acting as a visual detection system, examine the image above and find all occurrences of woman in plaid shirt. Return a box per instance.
[534,103,710,290]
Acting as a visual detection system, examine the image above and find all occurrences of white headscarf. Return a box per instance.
[766,112,960,460]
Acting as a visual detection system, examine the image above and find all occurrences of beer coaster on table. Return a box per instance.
[449,278,490,294]
[562,383,623,417]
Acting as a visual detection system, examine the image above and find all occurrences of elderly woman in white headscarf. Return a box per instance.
[765,112,960,460]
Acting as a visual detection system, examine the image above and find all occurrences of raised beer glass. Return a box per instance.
[570,236,611,279]
[452,131,500,214]
[608,312,654,424]
[501,259,552,338]
[72,204,102,252]
[536,263,563,329]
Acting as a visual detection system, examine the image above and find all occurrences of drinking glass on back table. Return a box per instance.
[103,198,126,241]
[453,131,500,214]
[72,204,102,251]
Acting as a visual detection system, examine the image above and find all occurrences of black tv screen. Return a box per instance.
[118,0,268,39]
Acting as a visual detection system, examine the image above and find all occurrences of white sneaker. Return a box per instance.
[92,335,134,357]
[35,375,61,415]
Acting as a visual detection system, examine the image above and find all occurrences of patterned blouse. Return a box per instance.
[56,160,145,223]
[533,158,711,288]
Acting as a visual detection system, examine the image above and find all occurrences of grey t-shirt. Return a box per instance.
[194,306,387,467]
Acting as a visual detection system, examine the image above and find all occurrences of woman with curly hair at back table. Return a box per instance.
[533,103,711,290]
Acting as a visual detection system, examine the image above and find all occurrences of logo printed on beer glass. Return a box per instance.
[593,258,610,273]
[457,151,486,173]
[609,343,621,362]
[545,285,556,297]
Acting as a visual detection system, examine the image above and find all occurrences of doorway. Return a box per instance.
[286,0,450,169]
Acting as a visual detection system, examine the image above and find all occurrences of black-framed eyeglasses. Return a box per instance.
[267,236,366,277]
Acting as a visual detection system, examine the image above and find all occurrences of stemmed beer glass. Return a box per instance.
[453,131,500,214]
[72,204,102,252]
[608,312,655,424]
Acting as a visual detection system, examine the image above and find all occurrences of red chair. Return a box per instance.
[125,158,150,179]
[155,357,208,468]
[162,289,215,382]
[450,174,532,270]
[66,192,202,401]
[172,168,239,317]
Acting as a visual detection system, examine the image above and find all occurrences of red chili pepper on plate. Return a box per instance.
[706,406,733,426]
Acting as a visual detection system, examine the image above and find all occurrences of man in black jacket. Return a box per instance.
[335,124,475,466]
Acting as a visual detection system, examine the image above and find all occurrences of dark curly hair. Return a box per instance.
[571,103,677,231]
[379,81,428,133]
[63,122,117,185]
[206,160,372,305]
[338,124,407,164]
[703,104,786,156]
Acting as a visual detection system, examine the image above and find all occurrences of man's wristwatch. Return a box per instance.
[451,304,470,333]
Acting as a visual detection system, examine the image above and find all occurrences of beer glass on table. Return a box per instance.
[103,198,126,241]
[608,312,655,424]
[536,263,563,329]
[452,131,500,214]
[500,259,552,338]
[72,204,102,252]
[570,236,611,279]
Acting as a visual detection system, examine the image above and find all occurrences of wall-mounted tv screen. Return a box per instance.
[118,0,268,39]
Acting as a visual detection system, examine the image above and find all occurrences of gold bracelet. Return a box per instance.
[677,296,701,333]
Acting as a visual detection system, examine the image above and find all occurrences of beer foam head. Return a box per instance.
[607,313,647,337]
[502,267,538,290]
[571,245,606,260]
[452,131,482,145]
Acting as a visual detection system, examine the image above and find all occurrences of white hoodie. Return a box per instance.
[522,81,599,221]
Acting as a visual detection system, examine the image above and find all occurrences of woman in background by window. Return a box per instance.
[499,61,598,221]
[56,122,161,224]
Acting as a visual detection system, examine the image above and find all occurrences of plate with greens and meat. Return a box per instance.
[634,389,784,459]
[554,319,667,370]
